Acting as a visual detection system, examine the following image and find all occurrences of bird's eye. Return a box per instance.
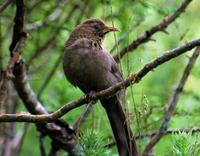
[91,25,99,30]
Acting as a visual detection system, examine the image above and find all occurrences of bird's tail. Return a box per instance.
[101,96,138,156]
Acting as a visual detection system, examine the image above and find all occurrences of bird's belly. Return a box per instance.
[64,52,110,93]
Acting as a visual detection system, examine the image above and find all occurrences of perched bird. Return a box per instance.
[63,19,138,156]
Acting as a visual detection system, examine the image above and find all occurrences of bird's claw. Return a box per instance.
[86,90,95,99]
[86,91,96,103]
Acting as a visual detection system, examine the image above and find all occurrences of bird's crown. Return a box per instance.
[66,19,118,47]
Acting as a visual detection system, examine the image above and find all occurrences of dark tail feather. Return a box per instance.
[101,96,138,156]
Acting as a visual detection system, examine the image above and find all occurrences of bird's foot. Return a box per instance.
[86,91,96,103]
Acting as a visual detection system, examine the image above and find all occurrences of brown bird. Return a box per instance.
[63,19,138,156]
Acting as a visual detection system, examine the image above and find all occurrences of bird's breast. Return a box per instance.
[63,38,115,92]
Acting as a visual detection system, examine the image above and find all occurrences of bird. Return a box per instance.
[63,19,138,156]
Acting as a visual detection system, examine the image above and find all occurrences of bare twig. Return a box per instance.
[1,38,200,123]
[26,3,78,65]
[26,0,45,14]
[5,1,81,155]
[13,61,81,154]
[9,0,24,53]
[0,20,3,70]
[0,71,8,142]
[26,0,67,31]
[1,123,29,156]
[75,0,91,25]
[37,54,62,98]
[105,127,200,148]
[0,72,7,112]
[73,102,96,131]
[0,0,12,13]
[26,35,55,65]
[142,47,200,155]
[15,123,29,156]
[136,127,200,140]
[114,0,193,62]
[6,33,28,79]
[110,17,144,54]
[0,81,18,156]
[37,0,89,98]
[39,135,46,156]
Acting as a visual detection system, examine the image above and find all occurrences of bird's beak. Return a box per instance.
[104,25,119,34]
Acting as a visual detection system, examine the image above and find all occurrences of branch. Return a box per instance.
[37,1,90,98]
[13,62,81,154]
[73,102,96,131]
[26,0,67,32]
[26,34,55,65]
[37,54,62,99]
[0,0,12,13]
[75,0,91,25]
[114,0,193,62]
[136,127,200,140]
[15,123,29,156]
[5,1,81,155]
[26,4,78,65]
[9,34,79,155]
[105,127,200,148]
[26,3,78,65]
[0,71,8,113]
[9,0,25,53]
[142,47,200,155]
[110,17,144,54]
[1,38,200,122]
[6,33,28,79]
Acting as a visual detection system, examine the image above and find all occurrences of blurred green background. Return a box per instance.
[1,0,200,155]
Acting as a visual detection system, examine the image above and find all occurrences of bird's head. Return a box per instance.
[66,19,119,46]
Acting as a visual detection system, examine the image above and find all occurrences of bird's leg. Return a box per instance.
[85,90,97,103]
[73,102,96,134]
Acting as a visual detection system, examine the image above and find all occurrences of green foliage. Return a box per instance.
[172,132,200,156]
[80,130,107,156]
[1,0,200,155]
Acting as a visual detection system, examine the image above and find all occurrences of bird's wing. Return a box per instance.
[110,58,123,81]
[64,38,123,91]
[63,39,90,87]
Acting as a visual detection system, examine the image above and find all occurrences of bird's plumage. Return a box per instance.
[63,38,122,92]
[63,19,138,156]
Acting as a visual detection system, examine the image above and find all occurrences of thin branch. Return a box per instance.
[26,0,45,14]
[136,127,200,140]
[75,0,90,25]
[6,0,80,155]
[39,135,46,156]
[73,102,96,131]
[142,47,200,155]
[26,3,78,65]
[26,35,55,65]
[9,0,25,54]
[110,17,144,54]
[37,54,62,98]
[0,0,12,13]
[10,41,79,155]
[0,71,8,109]
[6,33,28,79]
[37,0,89,98]
[105,127,200,148]
[114,0,193,62]
[1,38,200,123]
[15,123,29,156]
[26,0,67,32]
[0,19,3,70]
